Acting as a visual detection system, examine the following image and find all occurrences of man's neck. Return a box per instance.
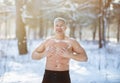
[55,33,65,40]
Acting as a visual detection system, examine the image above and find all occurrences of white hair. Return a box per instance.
[54,17,66,26]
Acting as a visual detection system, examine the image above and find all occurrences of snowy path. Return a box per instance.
[0,40,120,83]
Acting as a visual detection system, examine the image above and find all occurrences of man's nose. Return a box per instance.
[56,27,62,29]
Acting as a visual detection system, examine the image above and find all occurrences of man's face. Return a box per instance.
[54,21,66,34]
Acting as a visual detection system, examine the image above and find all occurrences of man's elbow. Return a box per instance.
[32,53,38,60]
[79,56,88,62]
[83,52,88,62]
[32,54,36,60]
[84,56,88,62]
[32,52,43,60]
[83,53,88,61]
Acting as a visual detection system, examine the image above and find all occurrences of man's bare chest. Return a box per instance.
[45,39,72,57]
[47,39,71,49]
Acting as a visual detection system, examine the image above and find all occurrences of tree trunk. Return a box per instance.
[102,14,105,46]
[16,0,28,55]
[44,19,48,38]
[39,17,44,38]
[99,0,111,48]
[93,24,97,40]
[99,17,102,48]
[117,19,120,42]
[0,24,1,38]
[99,0,103,48]
[107,17,110,42]
[70,22,75,38]
[5,12,7,39]
[79,26,82,40]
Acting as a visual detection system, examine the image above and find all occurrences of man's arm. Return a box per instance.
[69,39,88,62]
[32,41,46,60]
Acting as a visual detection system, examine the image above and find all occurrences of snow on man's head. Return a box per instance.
[54,17,66,26]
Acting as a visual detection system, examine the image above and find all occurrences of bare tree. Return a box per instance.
[117,19,120,42]
[98,0,112,48]
[16,0,28,55]
[113,3,120,42]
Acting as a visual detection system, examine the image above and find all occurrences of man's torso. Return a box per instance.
[45,38,72,71]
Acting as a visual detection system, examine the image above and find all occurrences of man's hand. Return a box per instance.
[56,47,72,58]
[44,47,55,57]
[44,46,73,59]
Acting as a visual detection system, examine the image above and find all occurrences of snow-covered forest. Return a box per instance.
[0,0,120,83]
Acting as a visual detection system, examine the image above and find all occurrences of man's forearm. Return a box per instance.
[32,51,45,60]
[69,52,88,61]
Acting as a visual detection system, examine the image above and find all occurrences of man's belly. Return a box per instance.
[45,57,70,71]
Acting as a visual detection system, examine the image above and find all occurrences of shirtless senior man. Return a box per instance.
[32,17,88,83]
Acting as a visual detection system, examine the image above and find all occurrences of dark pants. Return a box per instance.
[42,70,71,83]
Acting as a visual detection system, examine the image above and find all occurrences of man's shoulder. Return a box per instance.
[45,36,54,40]
[67,37,79,45]
[43,36,54,43]
[68,37,76,41]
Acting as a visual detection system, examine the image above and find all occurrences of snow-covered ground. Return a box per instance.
[0,39,120,83]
